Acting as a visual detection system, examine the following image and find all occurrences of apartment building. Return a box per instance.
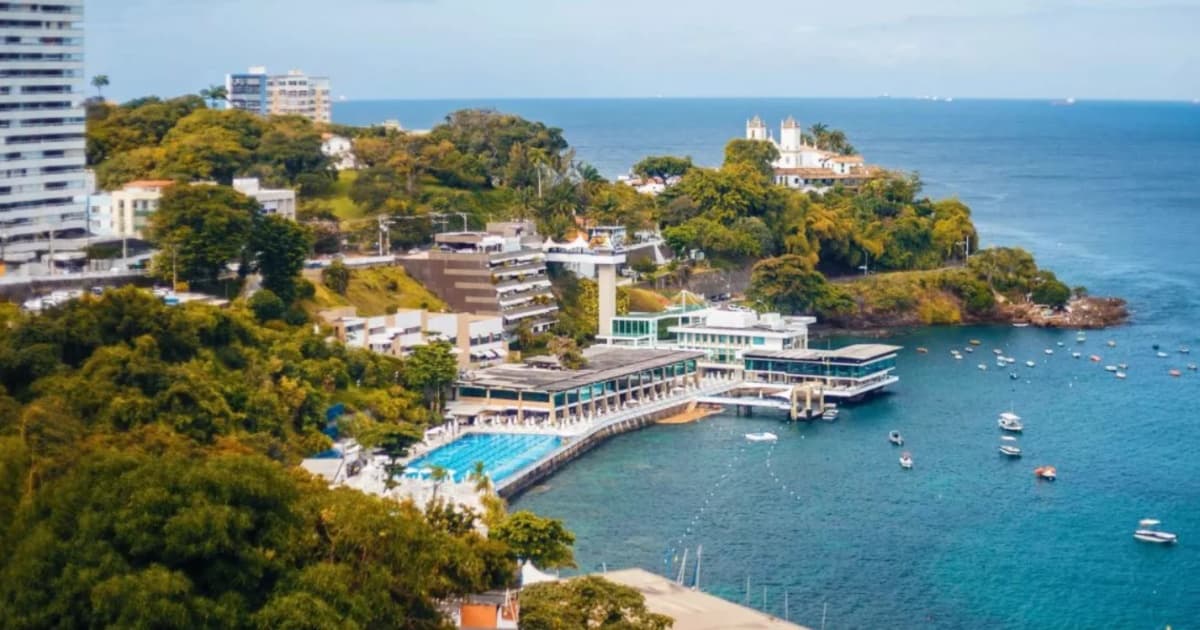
[320,307,507,369]
[0,0,88,272]
[225,67,332,124]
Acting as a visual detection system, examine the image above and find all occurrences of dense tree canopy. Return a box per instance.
[520,576,673,630]
[147,185,260,285]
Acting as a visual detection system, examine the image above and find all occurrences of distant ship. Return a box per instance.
[1051,97,1076,106]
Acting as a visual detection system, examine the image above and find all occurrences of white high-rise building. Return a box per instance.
[225,67,332,124]
[0,1,87,274]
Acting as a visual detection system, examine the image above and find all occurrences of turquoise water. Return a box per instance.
[405,433,561,483]
[338,99,1200,627]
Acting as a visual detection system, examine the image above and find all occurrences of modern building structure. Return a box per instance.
[746,115,877,193]
[400,224,558,336]
[225,67,331,124]
[111,179,173,238]
[320,306,507,369]
[232,178,296,220]
[743,344,902,400]
[0,0,88,273]
[452,346,703,425]
[85,193,113,236]
[669,307,815,369]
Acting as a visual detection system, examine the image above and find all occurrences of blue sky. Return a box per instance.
[87,0,1199,101]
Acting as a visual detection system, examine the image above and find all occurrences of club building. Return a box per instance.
[451,347,704,425]
[743,344,902,400]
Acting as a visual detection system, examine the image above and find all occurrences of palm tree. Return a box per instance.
[430,465,450,502]
[468,460,492,494]
[199,84,228,108]
[808,123,830,148]
[90,75,109,99]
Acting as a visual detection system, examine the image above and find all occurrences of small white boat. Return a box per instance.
[1115,371,1127,379]
[1118,363,1129,370]
[1056,341,1065,347]
[899,452,913,469]
[1072,352,1081,359]
[745,432,778,442]
[978,364,988,371]
[999,441,1022,457]
[821,408,839,421]
[1044,349,1054,355]
[993,349,1004,356]
[889,430,904,446]
[996,359,1007,368]
[1104,365,1118,372]
[964,347,975,354]
[1076,332,1087,343]
[1134,519,1177,545]
[1013,322,1030,328]
[1157,351,1169,358]
[1181,347,1191,355]
[1025,360,1036,368]
[1188,364,1198,371]
[1003,356,1017,364]
[998,412,1024,432]
[1107,340,1117,348]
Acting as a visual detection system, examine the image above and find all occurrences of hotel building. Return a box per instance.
[0,0,87,272]
[452,347,703,425]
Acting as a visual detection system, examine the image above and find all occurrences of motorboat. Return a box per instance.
[996,358,1007,367]
[1169,369,1182,378]
[899,452,914,469]
[1076,331,1087,343]
[1156,351,1169,358]
[1104,365,1118,372]
[993,349,1004,355]
[1181,347,1191,355]
[821,407,840,421]
[1188,363,1198,371]
[1009,372,1020,380]
[916,347,929,354]
[1025,360,1037,368]
[1003,356,1017,364]
[1089,354,1102,362]
[964,346,975,354]
[1072,352,1082,359]
[745,432,778,442]
[889,430,904,446]
[1115,371,1127,379]
[1134,519,1178,545]
[1044,349,1054,355]
[969,339,982,346]
[1013,322,1030,328]
[1034,465,1057,481]
[999,437,1022,457]
[1107,340,1117,347]
[954,354,964,361]
[1056,341,1065,347]
[1118,363,1129,370]
[998,412,1024,432]
[978,364,988,371]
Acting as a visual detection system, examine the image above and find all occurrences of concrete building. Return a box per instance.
[225,67,332,124]
[321,133,356,170]
[400,225,558,336]
[85,193,113,236]
[452,346,703,426]
[233,178,296,220]
[746,115,877,193]
[0,0,88,273]
[111,179,173,238]
[744,344,902,401]
[320,307,507,369]
[669,307,815,369]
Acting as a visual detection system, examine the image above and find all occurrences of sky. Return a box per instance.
[86,0,1199,101]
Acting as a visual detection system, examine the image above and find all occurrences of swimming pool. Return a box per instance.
[404,433,562,483]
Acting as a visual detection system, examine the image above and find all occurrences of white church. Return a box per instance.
[746,115,875,193]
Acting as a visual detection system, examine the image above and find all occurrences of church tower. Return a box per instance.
[746,115,767,141]
[780,116,803,151]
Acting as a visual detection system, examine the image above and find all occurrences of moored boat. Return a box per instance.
[1089,354,1102,362]
[998,412,1024,432]
[1034,465,1057,481]
[889,430,904,446]
[1188,363,1198,371]
[993,348,1004,355]
[999,436,1022,457]
[1025,360,1037,368]
[1115,371,1127,379]
[1180,346,1191,355]
[745,432,778,442]
[1105,365,1118,372]
[1169,369,1182,377]
[1072,352,1082,359]
[1107,340,1117,347]
[1044,348,1054,355]
[968,339,982,346]
[1134,519,1178,544]
[899,452,914,469]
[1157,351,1169,358]
[1076,331,1087,343]
[916,347,928,354]
[1010,372,1020,380]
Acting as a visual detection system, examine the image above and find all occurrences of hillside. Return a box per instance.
[300,265,447,316]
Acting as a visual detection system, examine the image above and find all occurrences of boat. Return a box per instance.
[821,407,840,421]
[977,364,988,371]
[1118,363,1129,370]
[899,452,913,469]
[1169,369,1182,378]
[1013,322,1030,328]
[1034,466,1057,481]
[1056,341,1065,347]
[1134,519,1178,545]
[998,412,1024,432]
[1107,340,1117,348]
[1044,349,1054,355]
[1076,332,1087,343]
[1181,347,1191,355]
[999,437,1022,457]
[996,358,1007,367]
[964,346,975,354]
[1188,364,1198,371]
[1104,365,1118,372]
[745,432,778,442]
[993,349,1004,355]
[1025,360,1036,368]
[1072,352,1082,359]
[1157,351,1169,358]
[1115,371,1127,379]
[889,430,904,446]
[1089,354,1102,362]
[1010,372,1020,380]
[954,354,964,361]
[968,339,982,346]
[916,347,928,354]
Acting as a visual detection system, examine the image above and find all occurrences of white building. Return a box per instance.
[86,194,114,237]
[225,67,332,124]
[321,133,356,170]
[746,116,875,193]
[0,0,88,274]
[669,307,815,369]
[321,307,507,369]
[111,180,174,239]
[233,178,296,220]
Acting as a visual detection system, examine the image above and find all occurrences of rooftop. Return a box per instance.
[746,343,903,362]
[596,569,807,630]
[461,347,704,393]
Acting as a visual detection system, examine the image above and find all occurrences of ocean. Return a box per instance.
[338,99,1200,628]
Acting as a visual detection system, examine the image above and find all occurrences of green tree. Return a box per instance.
[1031,270,1071,308]
[356,419,424,484]
[90,74,110,99]
[519,576,672,630]
[491,510,576,569]
[722,139,780,179]
[250,215,313,303]
[147,185,258,285]
[750,254,852,315]
[403,342,459,414]
[632,155,694,181]
[321,260,351,295]
[199,84,228,108]
[248,288,286,322]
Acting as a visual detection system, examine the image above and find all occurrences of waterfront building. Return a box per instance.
[743,344,902,400]
[746,115,876,193]
[669,307,814,370]
[232,177,296,220]
[111,179,173,238]
[225,67,331,123]
[451,346,704,426]
[320,306,506,369]
[0,0,88,273]
[400,224,558,336]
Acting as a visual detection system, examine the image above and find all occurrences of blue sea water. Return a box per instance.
[338,99,1200,628]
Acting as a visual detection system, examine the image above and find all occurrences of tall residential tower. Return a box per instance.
[0,0,87,273]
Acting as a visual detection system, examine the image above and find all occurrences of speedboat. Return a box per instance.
[1107,340,1117,348]
[1188,363,1198,371]
[1181,347,1191,355]
[899,452,913,469]
[1025,360,1036,368]
[889,430,904,446]
[1115,371,1127,379]
[1009,372,1020,380]
[1169,369,1182,378]
[1072,352,1082,359]
[1044,349,1054,355]
[1104,365,1118,372]
[1034,465,1057,481]
[1134,519,1178,544]
[1076,332,1087,343]
[1157,351,1169,358]
[999,437,1022,457]
[745,432,778,442]
[978,364,987,371]
[998,412,1024,432]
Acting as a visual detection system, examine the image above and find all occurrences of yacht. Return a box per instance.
[899,452,914,469]
[1034,466,1057,481]
[998,412,1024,432]
[745,432,778,442]
[999,436,1022,457]
[889,430,904,446]
[1134,519,1178,545]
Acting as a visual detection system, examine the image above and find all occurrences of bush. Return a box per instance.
[248,289,286,322]
[321,260,351,295]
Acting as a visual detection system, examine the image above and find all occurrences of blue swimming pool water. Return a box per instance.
[404,433,563,483]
